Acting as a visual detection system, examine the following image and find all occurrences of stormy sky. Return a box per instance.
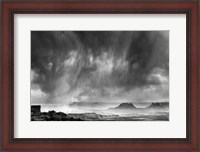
[31,31,169,104]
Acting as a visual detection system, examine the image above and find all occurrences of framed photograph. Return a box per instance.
[1,0,199,151]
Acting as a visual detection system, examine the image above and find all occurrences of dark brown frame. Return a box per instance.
[1,0,199,151]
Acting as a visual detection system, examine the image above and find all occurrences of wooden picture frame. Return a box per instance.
[1,0,199,151]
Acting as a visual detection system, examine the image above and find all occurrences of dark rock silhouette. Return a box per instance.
[31,105,41,113]
[31,110,83,121]
[113,103,136,110]
[147,102,169,109]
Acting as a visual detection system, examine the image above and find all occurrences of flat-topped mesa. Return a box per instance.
[147,102,169,108]
[115,103,136,110]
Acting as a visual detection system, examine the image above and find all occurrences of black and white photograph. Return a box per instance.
[31,31,169,121]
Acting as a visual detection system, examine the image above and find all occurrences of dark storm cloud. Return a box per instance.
[31,31,81,93]
[114,31,169,89]
[74,31,134,58]
[31,31,169,103]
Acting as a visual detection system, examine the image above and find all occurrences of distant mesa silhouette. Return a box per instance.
[69,102,101,107]
[113,103,136,110]
[147,102,169,108]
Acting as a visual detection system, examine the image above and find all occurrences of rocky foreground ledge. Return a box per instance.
[31,110,121,121]
[31,110,83,121]
[31,110,169,121]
